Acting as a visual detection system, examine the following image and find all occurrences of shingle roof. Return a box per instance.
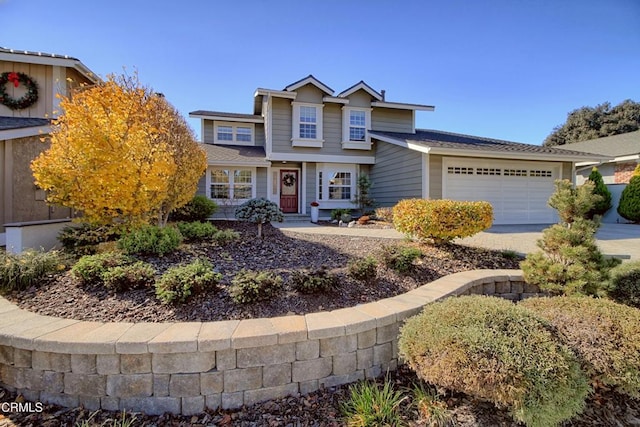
[0,47,79,61]
[554,130,640,158]
[0,116,51,131]
[189,110,263,121]
[199,143,270,166]
[370,129,605,160]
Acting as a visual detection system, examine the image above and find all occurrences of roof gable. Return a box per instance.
[0,47,100,84]
[284,75,334,95]
[338,81,382,101]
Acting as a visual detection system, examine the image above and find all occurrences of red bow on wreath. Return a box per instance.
[7,72,20,88]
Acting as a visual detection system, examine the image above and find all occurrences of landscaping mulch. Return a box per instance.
[4,221,521,323]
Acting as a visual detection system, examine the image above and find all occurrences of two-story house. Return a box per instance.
[0,47,99,246]
[191,75,603,225]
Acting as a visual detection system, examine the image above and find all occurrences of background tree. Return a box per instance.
[586,167,612,219]
[543,99,640,146]
[31,73,205,227]
[618,164,640,223]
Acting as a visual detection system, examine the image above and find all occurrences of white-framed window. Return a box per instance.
[214,122,255,145]
[317,163,357,204]
[292,102,323,147]
[342,107,371,149]
[209,168,255,200]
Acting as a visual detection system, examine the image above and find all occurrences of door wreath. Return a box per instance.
[283,173,296,187]
[0,72,39,110]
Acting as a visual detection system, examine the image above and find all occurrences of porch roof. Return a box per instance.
[199,143,271,167]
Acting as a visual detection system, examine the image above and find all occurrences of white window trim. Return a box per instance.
[206,167,257,202]
[214,122,255,146]
[291,101,324,148]
[316,163,357,208]
[342,107,372,150]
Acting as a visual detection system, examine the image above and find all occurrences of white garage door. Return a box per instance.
[442,158,560,225]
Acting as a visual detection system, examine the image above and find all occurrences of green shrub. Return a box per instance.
[521,296,640,398]
[212,228,240,244]
[374,207,394,223]
[331,208,351,221]
[155,259,221,304]
[235,198,284,238]
[229,269,283,304]
[618,165,640,223]
[169,195,219,222]
[118,225,182,256]
[71,251,131,285]
[0,250,67,292]
[347,256,378,284]
[58,223,120,255]
[398,296,589,427]
[381,245,422,274]
[176,221,219,242]
[586,167,612,219]
[607,260,640,307]
[340,379,407,427]
[290,266,338,294]
[102,261,156,292]
[393,199,493,244]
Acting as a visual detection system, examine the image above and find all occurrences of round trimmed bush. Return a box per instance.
[229,269,283,304]
[398,295,589,427]
[71,252,131,285]
[155,259,221,304]
[118,224,183,256]
[521,295,640,398]
[607,260,640,308]
[169,195,218,222]
[102,261,156,292]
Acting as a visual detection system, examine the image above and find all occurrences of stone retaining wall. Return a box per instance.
[0,269,538,415]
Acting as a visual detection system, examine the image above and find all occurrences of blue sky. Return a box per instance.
[2,0,638,145]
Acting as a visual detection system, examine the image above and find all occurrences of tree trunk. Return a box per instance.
[257,222,263,238]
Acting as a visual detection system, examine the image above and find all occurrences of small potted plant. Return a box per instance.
[310,201,320,223]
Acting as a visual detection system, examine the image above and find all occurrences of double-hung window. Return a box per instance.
[342,107,371,149]
[209,168,255,200]
[292,102,323,147]
[214,122,254,145]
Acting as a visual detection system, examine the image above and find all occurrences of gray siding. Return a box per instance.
[201,120,264,146]
[255,124,265,147]
[196,175,206,196]
[370,142,422,206]
[256,167,268,198]
[371,108,413,133]
[347,90,372,108]
[294,85,324,103]
[203,120,214,144]
[304,163,317,215]
[271,97,292,153]
[562,162,573,182]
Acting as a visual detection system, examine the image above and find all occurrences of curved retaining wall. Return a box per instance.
[0,269,538,415]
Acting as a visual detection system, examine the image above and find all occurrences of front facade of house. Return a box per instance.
[190,76,603,225]
[0,48,99,245]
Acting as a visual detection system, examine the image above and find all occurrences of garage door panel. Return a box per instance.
[443,158,559,225]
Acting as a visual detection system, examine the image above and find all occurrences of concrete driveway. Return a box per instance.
[458,223,640,261]
[275,222,640,261]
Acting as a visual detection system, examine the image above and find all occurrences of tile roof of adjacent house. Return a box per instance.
[553,130,640,158]
[369,129,608,161]
[198,143,270,166]
[0,116,51,131]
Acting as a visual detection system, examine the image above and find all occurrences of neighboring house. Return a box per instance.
[0,47,99,246]
[191,75,605,225]
[568,130,640,223]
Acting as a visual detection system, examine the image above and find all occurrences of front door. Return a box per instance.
[280,170,298,213]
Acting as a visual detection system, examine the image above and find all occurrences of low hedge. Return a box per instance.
[521,296,640,398]
[607,260,640,308]
[398,295,588,427]
[393,199,493,244]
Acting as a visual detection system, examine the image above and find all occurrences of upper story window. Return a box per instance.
[214,122,254,145]
[342,107,371,150]
[292,102,323,148]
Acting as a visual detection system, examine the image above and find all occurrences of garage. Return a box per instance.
[442,158,561,224]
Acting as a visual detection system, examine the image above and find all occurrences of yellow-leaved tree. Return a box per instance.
[31,73,206,226]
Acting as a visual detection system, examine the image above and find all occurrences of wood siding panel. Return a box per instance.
[203,120,214,144]
[294,85,323,103]
[371,108,413,133]
[304,163,317,214]
[256,168,267,198]
[0,62,50,118]
[369,142,422,206]
[255,124,265,146]
[429,155,443,199]
[271,97,292,153]
[196,175,206,196]
[347,90,372,108]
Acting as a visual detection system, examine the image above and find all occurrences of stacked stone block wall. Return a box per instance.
[0,269,537,415]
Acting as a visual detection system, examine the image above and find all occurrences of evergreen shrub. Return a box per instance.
[229,269,283,304]
[118,225,182,256]
[398,295,589,427]
[155,259,221,304]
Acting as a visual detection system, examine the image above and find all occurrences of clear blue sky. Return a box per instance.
[2,0,638,145]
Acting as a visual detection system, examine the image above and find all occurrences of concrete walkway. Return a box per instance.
[274,222,640,261]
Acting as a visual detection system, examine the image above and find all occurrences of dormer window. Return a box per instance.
[342,107,371,150]
[214,122,254,145]
[292,102,324,148]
